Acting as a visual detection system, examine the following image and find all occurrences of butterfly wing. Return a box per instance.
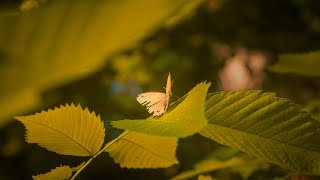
[137,92,168,116]
[137,72,173,116]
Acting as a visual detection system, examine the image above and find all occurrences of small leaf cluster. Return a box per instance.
[15,81,320,179]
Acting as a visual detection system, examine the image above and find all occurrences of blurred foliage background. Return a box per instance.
[0,0,320,179]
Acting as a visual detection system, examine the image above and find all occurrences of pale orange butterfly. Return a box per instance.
[136,72,172,116]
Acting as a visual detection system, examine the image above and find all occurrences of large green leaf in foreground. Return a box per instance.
[111,82,210,138]
[200,90,320,174]
[0,0,202,127]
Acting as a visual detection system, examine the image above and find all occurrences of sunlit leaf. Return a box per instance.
[33,165,72,180]
[15,104,105,156]
[107,131,178,168]
[0,0,203,128]
[111,82,210,138]
[200,90,320,174]
[269,51,320,76]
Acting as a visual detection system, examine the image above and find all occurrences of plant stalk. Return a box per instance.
[70,131,130,180]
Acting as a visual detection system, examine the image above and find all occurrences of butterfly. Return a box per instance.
[136,72,172,116]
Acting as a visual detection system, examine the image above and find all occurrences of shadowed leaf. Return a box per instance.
[172,158,243,180]
[0,0,203,127]
[200,90,320,174]
[172,146,269,180]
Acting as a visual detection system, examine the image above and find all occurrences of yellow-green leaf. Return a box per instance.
[107,131,178,168]
[269,51,320,76]
[33,165,72,180]
[15,104,105,156]
[111,82,210,138]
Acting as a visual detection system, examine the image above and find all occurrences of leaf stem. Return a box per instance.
[70,131,130,180]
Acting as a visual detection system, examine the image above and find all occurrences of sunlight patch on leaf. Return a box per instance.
[111,82,210,138]
[269,51,320,76]
[107,131,178,168]
[15,104,105,156]
[200,90,320,174]
[33,165,72,180]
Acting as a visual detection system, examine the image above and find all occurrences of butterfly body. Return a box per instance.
[136,73,172,116]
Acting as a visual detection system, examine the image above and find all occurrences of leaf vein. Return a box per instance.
[25,119,92,156]
[121,137,175,163]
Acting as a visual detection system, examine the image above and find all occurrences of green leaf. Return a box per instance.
[111,82,210,138]
[0,0,202,127]
[171,146,267,180]
[106,131,178,168]
[200,90,320,174]
[33,165,72,180]
[269,51,320,76]
[172,156,244,180]
[15,104,105,156]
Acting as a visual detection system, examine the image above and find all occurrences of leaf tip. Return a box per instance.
[13,116,23,121]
